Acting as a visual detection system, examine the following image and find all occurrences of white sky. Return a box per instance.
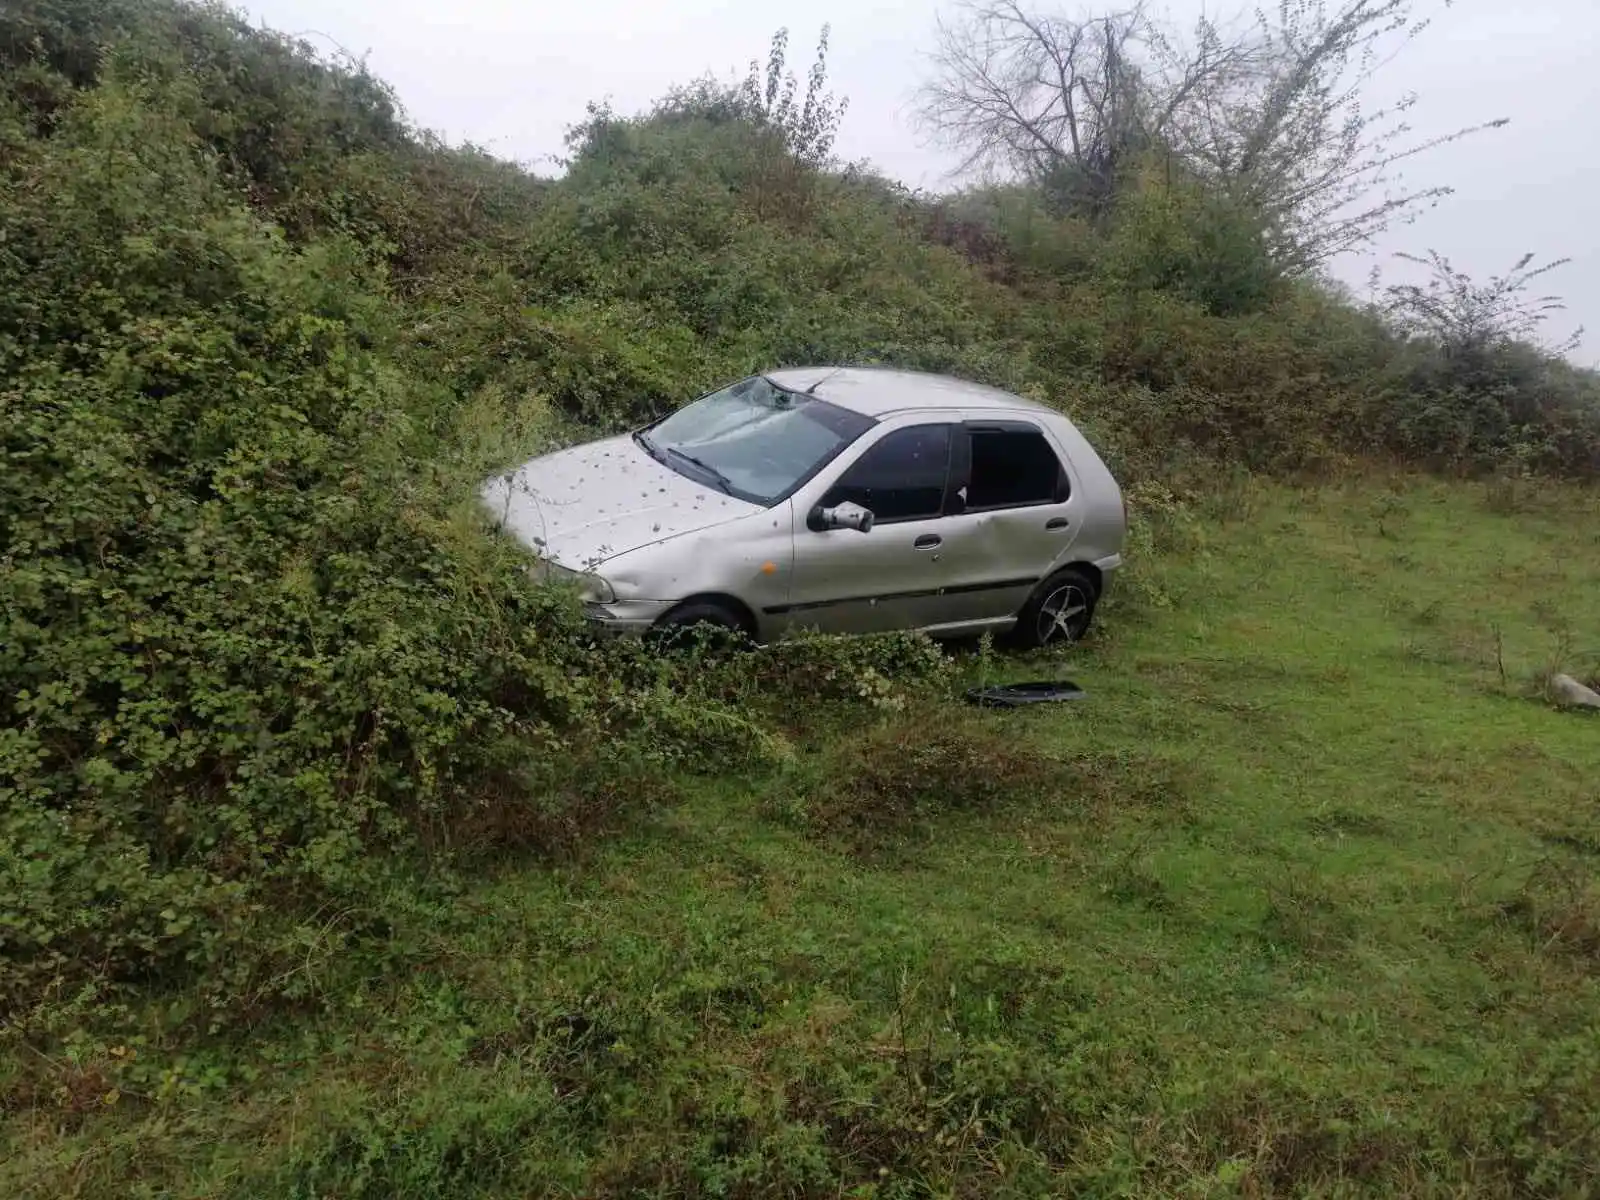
[241,0,1598,364]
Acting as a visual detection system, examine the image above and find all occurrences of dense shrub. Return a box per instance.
[1381,339,1600,476]
[0,69,604,1014]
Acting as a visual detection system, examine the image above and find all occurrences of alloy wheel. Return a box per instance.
[1036,583,1090,645]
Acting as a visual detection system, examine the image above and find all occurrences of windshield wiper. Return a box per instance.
[664,447,734,494]
[633,429,664,461]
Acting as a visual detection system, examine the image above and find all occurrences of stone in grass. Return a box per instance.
[1548,673,1600,711]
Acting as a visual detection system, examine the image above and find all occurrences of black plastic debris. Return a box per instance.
[963,680,1087,708]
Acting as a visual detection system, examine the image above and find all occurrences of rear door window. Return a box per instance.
[964,425,1069,510]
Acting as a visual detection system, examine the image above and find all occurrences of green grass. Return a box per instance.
[7,474,1600,1198]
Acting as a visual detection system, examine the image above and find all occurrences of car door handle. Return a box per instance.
[913,534,943,549]
[1045,517,1070,531]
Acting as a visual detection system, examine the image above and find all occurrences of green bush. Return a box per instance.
[1381,339,1600,476]
[0,69,592,1015]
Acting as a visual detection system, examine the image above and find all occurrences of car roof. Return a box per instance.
[764,366,1056,420]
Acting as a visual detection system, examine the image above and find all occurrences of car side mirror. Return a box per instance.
[808,501,875,534]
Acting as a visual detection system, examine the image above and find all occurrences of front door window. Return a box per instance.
[819,424,953,523]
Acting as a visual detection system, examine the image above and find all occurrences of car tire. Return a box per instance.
[651,599,753,651]
[1010,567,1099,650]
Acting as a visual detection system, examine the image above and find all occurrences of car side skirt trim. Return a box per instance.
[761,576,1039,616]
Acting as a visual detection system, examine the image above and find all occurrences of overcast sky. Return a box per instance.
[241,0,1597,363]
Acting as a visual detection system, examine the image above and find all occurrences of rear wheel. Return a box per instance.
[651,599,753,651]
[1010,567,1098,650]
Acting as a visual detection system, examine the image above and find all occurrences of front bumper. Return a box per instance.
[581,598,676,636]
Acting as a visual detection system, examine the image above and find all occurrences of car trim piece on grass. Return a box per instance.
[963,680,1087,707]
[761,575,1041,616]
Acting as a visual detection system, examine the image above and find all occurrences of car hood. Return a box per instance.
[481,434,762,569]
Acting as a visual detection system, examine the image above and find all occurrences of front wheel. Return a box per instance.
[650,599,753,652]
[1010,568,1098,650]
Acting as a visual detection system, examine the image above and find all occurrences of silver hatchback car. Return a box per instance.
[483,367,1126,647]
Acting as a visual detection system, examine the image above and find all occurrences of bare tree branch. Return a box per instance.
[918,1,1152,211]
[1385,251,1582,355]
[914,0,1506,269]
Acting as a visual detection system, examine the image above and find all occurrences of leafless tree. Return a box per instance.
[917,2,1173,215]
[916,0,1506,269]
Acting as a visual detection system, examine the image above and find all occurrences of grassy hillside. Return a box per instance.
[7,475,1599,1197]
[2,2,1599,1195]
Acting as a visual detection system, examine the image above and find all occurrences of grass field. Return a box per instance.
[7,474,1600,1198]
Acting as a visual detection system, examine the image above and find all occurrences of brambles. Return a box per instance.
[0,68,592,1017]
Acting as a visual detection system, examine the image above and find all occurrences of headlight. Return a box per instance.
[577,574,615,604]
[530,560,614,604]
